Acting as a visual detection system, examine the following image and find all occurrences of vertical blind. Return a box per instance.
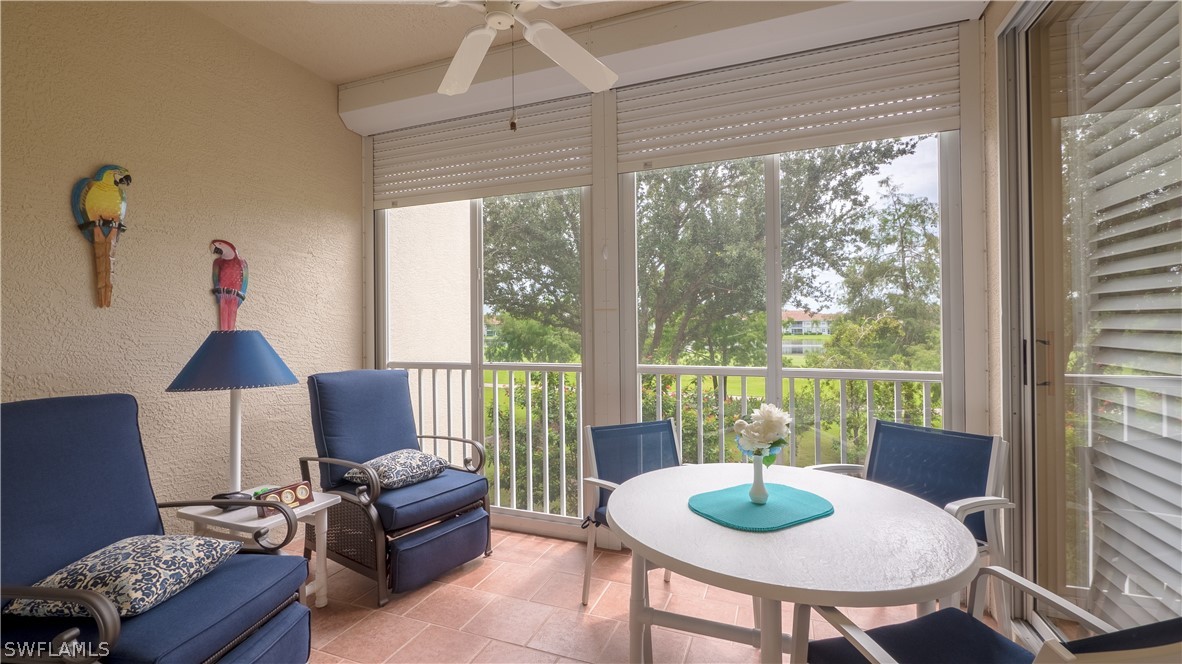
[1054,0,1181,628]
[615,24,961,172]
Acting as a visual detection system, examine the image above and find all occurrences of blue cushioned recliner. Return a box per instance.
[0,394,310,664]
[303,369,491,607]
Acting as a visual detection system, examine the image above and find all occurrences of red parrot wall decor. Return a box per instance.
[210,239,248,331]
[71,164,131,307]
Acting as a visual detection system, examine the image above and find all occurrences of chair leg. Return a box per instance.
[582,524,598,606]
[663,568,672,583]
[752,596,761,628]
[917,600,937,616]
[376,534,391,607]
[483,496,493,556]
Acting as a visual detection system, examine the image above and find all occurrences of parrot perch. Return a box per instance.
[71,165,131,307]
[210,240,248,331]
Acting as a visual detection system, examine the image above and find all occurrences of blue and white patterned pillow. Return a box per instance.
[344,449,448,489]
[4,534,241,618]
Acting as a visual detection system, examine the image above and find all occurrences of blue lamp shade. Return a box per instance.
[167,330,297,392]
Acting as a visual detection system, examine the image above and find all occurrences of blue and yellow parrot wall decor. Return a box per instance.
[71,164,132,307]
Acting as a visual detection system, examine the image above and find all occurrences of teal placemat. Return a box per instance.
[688,484,835,532]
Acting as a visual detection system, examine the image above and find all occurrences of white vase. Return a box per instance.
[749,454,768,504]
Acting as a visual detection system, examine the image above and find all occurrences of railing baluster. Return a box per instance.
[417,370,425,436]
[741,376,748,416]
[839,379,848,464]
[509,370,517,511]
[492,369,501,508]
[560,372,567,517]
[923,382,932,427]
[526,371,534,512]
[788,377,797,467]
[813,378,822,464]
[894,381,903,422]
[431,369,440,448]
[697,374,705,464]
[655,374,663,420]
[717,375,726,463]
[866,379,874,424]
[676,375,684,445]
[446,370,453,442]
[543,371,550,514]
[461,369,468,440]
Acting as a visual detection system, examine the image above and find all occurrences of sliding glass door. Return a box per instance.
[1026,0,1181,632]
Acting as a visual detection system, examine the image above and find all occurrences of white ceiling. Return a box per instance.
[188,0,669,85]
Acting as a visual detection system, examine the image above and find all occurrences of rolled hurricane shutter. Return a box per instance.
[615,24,961,173]
[372,94,593,209]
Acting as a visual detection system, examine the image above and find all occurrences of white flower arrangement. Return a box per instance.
[733,403,791,467]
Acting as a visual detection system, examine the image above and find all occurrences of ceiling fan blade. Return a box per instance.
[520,19,618,93]
[438,25,498,96]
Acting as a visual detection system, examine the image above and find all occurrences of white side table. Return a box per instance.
[176,488,341,608]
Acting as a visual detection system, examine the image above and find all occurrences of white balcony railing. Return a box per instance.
[390,360,943,522]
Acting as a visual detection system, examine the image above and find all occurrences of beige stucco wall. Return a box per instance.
[0,2,363,517]
[981,0,1017,435]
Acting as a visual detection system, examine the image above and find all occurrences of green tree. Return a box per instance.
[480,139,919,367]
[485,313,580,363]
[813,180,942,372]
[781,140,920,311]
[636,158,766,364]
[482,189,582,333]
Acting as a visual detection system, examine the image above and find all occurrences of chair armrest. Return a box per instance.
[583,477,620,492]
[812,606,899,664]
[807,463,865,476]
[944,496,1014,522]
[158,500,298,552]
[418,434,486,473]
[299,456,380,505]
[968,566,1116,634]
[0,585,121,663]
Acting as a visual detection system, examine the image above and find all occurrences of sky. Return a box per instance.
[862,134,940,205]
[801,134,941,312]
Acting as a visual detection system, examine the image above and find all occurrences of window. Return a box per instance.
[632,134,949,467]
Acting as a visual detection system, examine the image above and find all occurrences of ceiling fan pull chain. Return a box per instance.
[510,23,518,131]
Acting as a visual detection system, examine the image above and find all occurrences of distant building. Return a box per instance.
[781,310,839,335]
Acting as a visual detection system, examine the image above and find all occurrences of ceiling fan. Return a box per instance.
[437,1,619,96]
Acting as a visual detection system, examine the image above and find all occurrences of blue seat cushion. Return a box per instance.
[593,505,609,526]
[219,601,310,664]
[808,608,1034,664]
[2,554,306,664]
[367,468,489,531]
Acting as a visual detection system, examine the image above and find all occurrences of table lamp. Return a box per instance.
[167,330,298,493]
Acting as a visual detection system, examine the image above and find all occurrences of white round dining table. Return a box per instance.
[606,463,980,663]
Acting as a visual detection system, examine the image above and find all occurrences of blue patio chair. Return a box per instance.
[304,369,490,607]
[808,565,1182,663]
[581,419,681,606]
[811,419,1011,614]
[1,394,310,664]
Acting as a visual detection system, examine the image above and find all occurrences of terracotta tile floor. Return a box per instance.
[289,529,920,663]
